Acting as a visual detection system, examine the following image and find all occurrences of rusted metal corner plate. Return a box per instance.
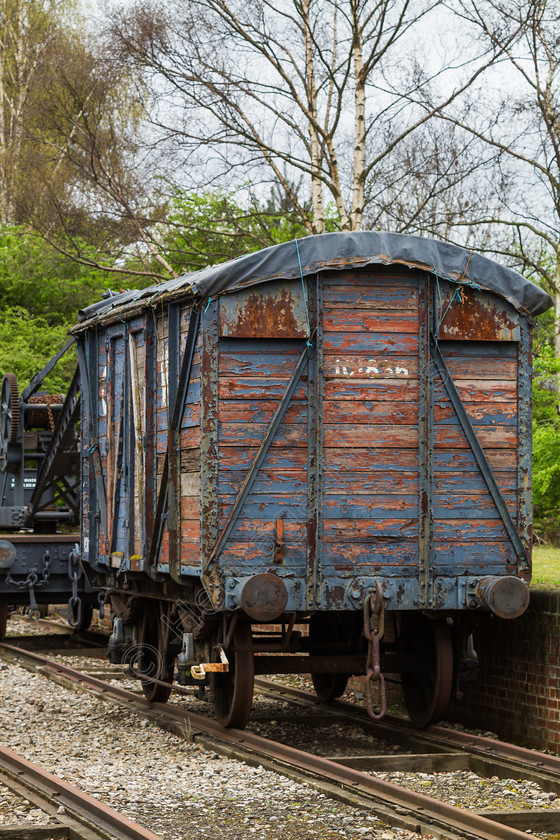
[437,279,520,341]
[219,280,309,339]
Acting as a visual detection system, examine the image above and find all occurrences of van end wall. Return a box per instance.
[349,590,560,752]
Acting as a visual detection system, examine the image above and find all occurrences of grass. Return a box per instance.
[531,544,560,588]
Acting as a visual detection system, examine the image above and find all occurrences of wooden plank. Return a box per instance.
[335,753,468,772]
[323,518,419,540]
[434,400,517,426]
[218,379,307,401]
[323,354,418,378]
[433,491,517,519]
[323,470,418,494]
[179,427,202,448]
[434,541,516,567]
[324,400,418,424]
[217,423,309,447]
[323,424,418,448]
[323,279,419,309]
[433,472,517,492]
[434,519,509,540]
[434,426,517,448]
[219,446,309,470]
[219,469,308,496]
[324,448,419,470]
[433,378,516,402]
[324,332,418,354]
[219,348,302,377]
[323,309,418,333]
[434,448,517,471]
[218,496,310,521]
[323,494,418,518]
[321,541,419,565]
[218,400,307,425]
[324,379,419,401]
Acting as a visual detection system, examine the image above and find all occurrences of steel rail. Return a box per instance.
[0,742,164,840]
[255,677,560,777]
[0,642,543,840]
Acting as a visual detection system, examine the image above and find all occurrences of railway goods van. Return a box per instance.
[0,231,552,728]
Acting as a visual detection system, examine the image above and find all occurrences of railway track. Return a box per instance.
[1,627,559,840]
[0,740,164,840]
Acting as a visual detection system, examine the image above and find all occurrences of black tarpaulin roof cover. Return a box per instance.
[77,231,553,324]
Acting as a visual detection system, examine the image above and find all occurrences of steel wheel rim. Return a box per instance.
[138,603,174,703]
[213,620,254,728]
[401,614,453,728]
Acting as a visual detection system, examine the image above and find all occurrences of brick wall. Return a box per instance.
[446,589,560,752]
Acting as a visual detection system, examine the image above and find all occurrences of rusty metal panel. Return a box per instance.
[436,280,520,341]
[219,280,309,338]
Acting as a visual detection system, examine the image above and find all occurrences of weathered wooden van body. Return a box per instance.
[74,232,550,621]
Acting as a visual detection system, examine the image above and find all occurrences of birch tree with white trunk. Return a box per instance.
[110,0,501,234]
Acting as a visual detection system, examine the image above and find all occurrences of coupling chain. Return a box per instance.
[67,544,83,628]
[363,581,387,721]
[6,550,52,619]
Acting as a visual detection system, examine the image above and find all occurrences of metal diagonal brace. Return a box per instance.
[205,330,316,572]
[22,338,75,402]
[430,335,528,565]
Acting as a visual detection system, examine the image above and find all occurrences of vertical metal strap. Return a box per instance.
[306,274,322,610]
[430,335,528,564]
[205,330,315,572]
[76,339,108,538]
[418,276,434,607]
[516,319,532,573]
[147,307,201,574]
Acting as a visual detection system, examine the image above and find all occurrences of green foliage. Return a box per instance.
[0,226,113,324]
[159,188,338,274]
[532,344,560,539]
[0,224,113,393]
[533,344,560,424]
[0,307,74,393]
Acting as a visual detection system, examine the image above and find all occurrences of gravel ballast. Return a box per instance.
[0,656,421,839]
[3,619,558,839]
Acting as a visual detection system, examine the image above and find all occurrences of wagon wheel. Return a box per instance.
[309,613,359,703]
[212,620,254,728]
[400,613,453,728]
[309,612,350,704]
[137,602,175,703]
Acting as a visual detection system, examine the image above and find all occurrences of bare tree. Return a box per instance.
[109,0,508,234]
[421,1,560,349]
